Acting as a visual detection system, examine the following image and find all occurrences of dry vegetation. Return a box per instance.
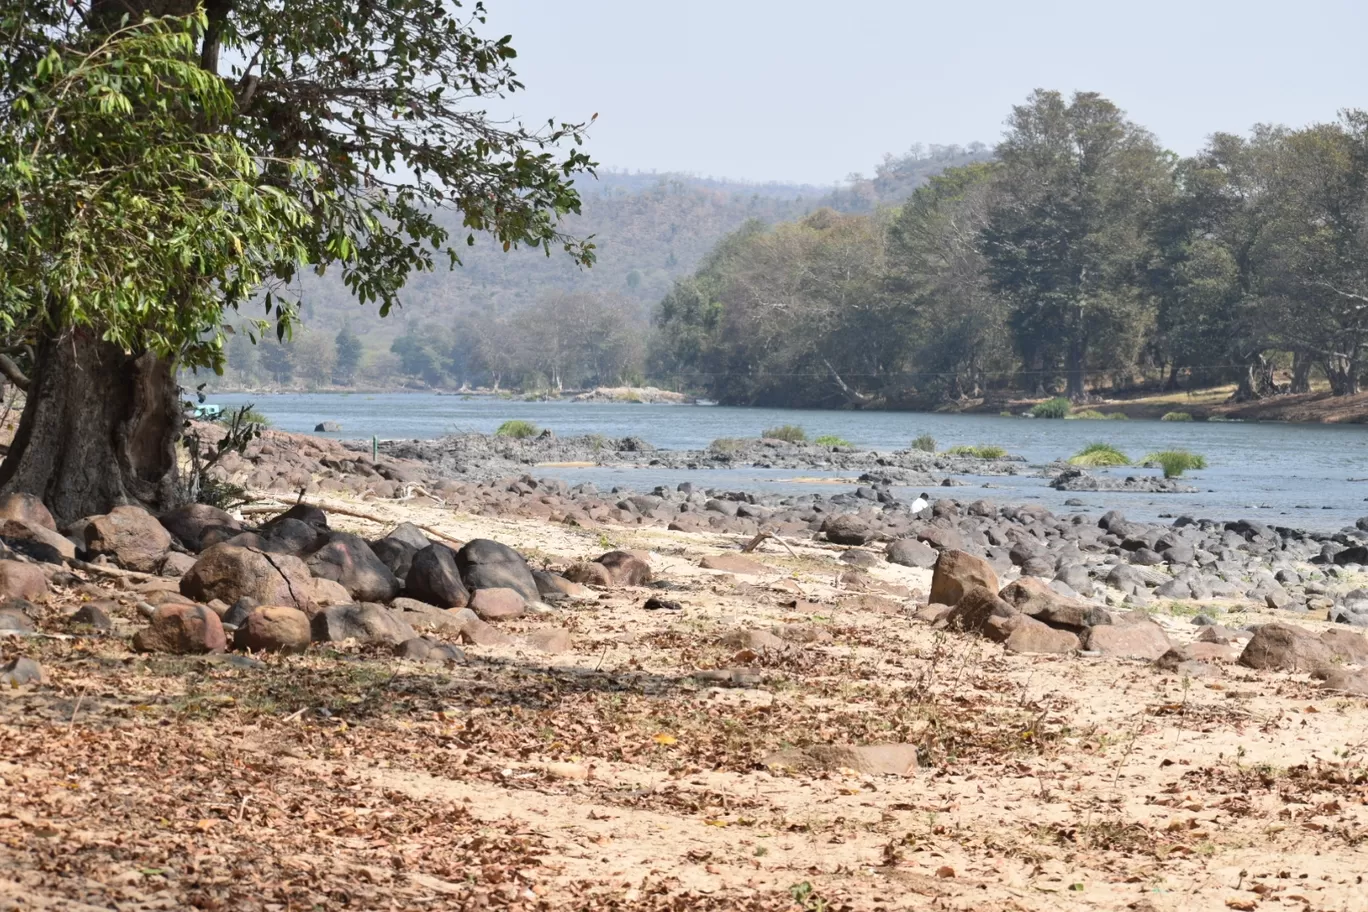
[2,500,1367,911]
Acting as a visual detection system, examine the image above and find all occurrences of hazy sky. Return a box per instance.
[483,0,1367,186]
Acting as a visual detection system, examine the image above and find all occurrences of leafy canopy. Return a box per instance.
[0,13,314,364]
[0,0,596,370]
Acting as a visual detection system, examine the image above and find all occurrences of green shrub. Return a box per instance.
[1104,412,1129,420]
[761,424,807,443]
[1069,409,1107,420]
[710,437,745,454]
[495,419,539,439]
[1141,450,1207,478]
[910,433,937,452]
[947,444,1009,459]
[1067,442,1130,467]
[232,406,271,427]
[1160,411,1194,422]
[814,434,851,447]
[999,410,1013,417]
[1030,397,1071,419]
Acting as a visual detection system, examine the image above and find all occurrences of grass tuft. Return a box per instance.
[495,419,539,439]
[947,444,1009,459]
[1161,411,1194,422]
[762,424,807,443]
[1067,442,1130,467]
[1031,397,1071,419]
[910,433,937,453]
[813,434,851,447]
[709,437,746,454]
[1141,450,1207,478]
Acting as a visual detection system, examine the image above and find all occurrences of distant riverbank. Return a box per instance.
[201,383,1368,425]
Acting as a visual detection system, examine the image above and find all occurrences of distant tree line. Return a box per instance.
[653,90,1368,406]
[220,293,646,392]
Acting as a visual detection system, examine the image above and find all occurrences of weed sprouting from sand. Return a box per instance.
[814,434,851,447]
[1161,410,1194,422]
[911,433,937,452]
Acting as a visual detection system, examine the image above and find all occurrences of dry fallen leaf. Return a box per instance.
[936,865,955,879]
[652,733,678,745]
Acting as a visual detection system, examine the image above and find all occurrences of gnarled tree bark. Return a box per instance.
[0,329,183,524]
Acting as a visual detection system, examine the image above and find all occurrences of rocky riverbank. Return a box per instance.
[3,424,1367,909]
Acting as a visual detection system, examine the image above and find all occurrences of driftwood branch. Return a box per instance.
[240,499,465,547]
[741,531,799,559]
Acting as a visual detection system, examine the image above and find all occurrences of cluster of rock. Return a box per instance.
[0,492,629,668]
[194,422,437,500]
[1049,466,1199,494]
[379,433,1030,482]
[914,543,1368,693]
[191,424,1368,632]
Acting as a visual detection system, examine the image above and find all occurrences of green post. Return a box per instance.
[372,435,378,462]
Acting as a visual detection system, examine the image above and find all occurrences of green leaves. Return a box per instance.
[0,13,318,370]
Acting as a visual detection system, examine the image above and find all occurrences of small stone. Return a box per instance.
[132,603,227,654]
[469,587,525,621]
[0,657,45,686]
[68,602,114,630]
[643,597,682,611]
[235,606,311,653]
[0,561,47,602]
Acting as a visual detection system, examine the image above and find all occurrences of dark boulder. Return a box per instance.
[369,537,418,582]
[456,539,539,601]
[406,544,470,608]
[305,532,400,603]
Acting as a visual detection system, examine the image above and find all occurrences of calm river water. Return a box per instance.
[212,392,1368,533]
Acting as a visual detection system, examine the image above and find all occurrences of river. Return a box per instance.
[210,392,1368,533]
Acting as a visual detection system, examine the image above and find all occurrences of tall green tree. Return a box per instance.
[334,324,363,386]
[981,90,1172,399]
[886,162,1009,399]
[0,2,594,520]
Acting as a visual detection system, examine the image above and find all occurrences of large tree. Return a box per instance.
[981,90,1171,399]
[0,1,594,521]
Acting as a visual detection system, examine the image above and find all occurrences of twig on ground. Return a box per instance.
[241,498,465,547]
[741,530,800,559]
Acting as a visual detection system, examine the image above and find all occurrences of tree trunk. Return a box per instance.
[1163,364,1180,392]
[0,329,184,525]
[1065,337,1086,401]
[1291,351,1312,394]
[1234,353,1275,402]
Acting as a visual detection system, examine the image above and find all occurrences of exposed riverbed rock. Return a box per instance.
[84,505,173,572]
[1050,467,1199,494]
[456,539,539,601]
[929,550,999,607]
[181,544,314,611]
[133,603,226,654]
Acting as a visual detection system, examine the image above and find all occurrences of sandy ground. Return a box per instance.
[2,495,1366,911]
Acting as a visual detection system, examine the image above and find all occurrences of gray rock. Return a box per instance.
[456,539,539,601]
[886,538,937,569]
[305,532,400,603]
[310,603,416,646]
[406,544,470,608]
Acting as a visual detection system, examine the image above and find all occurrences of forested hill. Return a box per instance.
[290,169,823,351]
[221,147,988,390]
